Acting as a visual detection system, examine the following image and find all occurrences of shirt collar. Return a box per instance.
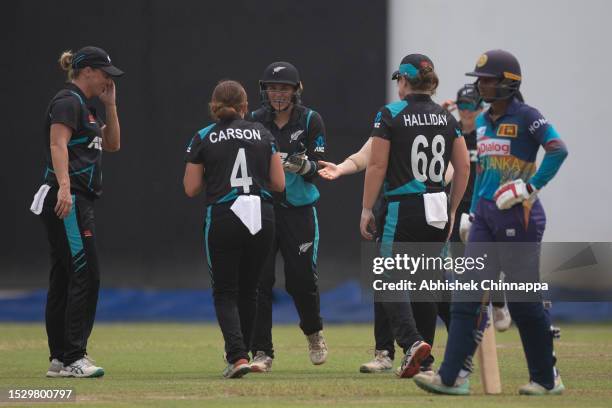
[505,97,521,115]
[263,104,305,127]
[485,97,521,123]
[404,93,432,103]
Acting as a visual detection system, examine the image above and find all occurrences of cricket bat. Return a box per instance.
[477,309,502,394]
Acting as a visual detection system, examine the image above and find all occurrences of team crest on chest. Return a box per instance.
[497,123,518,138]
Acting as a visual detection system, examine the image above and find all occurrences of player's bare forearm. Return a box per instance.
[449,166,469,214]
[49,124,72,189]
[449,137,470,214]
[363,165,385,209]
[362,138,389,209]
[102,105,120,152]
[183,163,205,197]
[346,137,372,175]
[50,143,70,189]
[337,159,360,176]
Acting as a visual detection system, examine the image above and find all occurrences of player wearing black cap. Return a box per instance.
[414,50,567,396]
[184,80,285,378]
[361,54,470,378]
[30,46,124,378]
[248,62,328,372]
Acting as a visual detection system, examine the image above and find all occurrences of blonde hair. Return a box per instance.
[58,50,80,80]
[209,80,247,121]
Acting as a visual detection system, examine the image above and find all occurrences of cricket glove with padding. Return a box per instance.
[493,179,537,210]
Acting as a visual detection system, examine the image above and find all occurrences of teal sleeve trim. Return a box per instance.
[306,110,314,131]
[385,101,408,119]
[529,139,568,190]
[68,136,88,146]
[198,123,216,140]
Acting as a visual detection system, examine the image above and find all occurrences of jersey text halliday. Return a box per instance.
[402,113,448,127]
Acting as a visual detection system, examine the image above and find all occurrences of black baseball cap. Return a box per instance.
[391,54,434,80]
[72,46,124,77]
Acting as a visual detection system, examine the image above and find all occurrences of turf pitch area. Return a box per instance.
[1,323,611,407]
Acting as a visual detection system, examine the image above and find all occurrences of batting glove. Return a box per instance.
[459,213,473,243]
[493,179,537,210]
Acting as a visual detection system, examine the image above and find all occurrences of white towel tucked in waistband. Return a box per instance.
[30,184,51,215]
[230,195,262,235]
[423,192,448,230]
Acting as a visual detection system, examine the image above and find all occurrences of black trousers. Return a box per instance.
[40,190,100,366]
[251,204,322,358]
[206,202,275,364]
[374,196,449,363]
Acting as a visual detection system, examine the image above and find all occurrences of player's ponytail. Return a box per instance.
[209,80,248,121]
[58,50,80,81]
[409,65,440,95]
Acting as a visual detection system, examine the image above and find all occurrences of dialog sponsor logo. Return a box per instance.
[477,138,511,156]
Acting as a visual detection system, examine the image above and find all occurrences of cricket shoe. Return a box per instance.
[359,350,393,373]
[414,372,470,395]
[249,351,273,373]
[397,341,431,378]
[518,369,565,395]
[46,358,64,378]
[396,363,434,377]
[493,303,512,332]
[60,357,104,378]
[223,358,251,379]
[307,331,328,365]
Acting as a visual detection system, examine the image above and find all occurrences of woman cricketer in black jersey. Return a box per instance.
[31,46,123,378]
[361,54,470,378]
[247,62,328,372]
[184,80,285,378]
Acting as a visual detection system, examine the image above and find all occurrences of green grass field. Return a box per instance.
[1,323,611,407]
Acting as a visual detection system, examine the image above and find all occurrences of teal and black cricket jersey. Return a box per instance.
[248,105,326,207]
[185,118,278,206]
[371,93,462,198]
[42,83,105,198]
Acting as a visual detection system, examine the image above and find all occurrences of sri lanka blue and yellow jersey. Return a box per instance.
[470,97,568,213]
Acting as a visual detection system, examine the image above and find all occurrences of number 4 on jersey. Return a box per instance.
[230,148,253,194]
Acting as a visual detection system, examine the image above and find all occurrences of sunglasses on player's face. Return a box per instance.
[457,101,479,111]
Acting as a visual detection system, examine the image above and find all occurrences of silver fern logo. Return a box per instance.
[290,130,304,142]
[299,242,313,254]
